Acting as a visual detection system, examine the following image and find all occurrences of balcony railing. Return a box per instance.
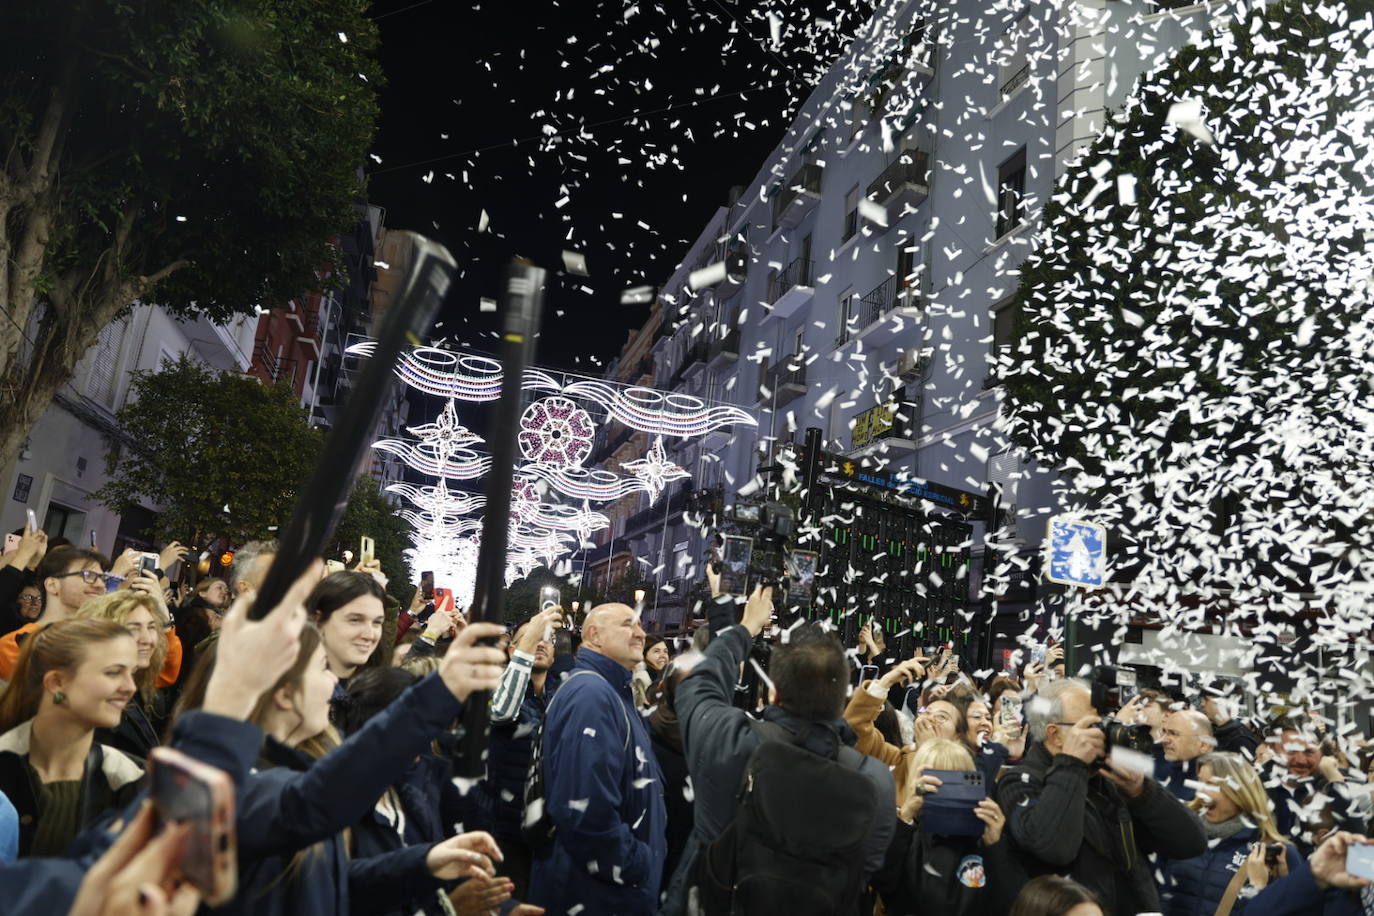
[707,326,740,365]
[868,151,931,204]
[767,257,814,305]
[857,277,897,328]
[253,341,298,385]
[757,357,807,406]
[772,163,823,228]
[1000,63,1029,98]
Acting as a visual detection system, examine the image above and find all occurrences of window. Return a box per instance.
[842,186,860,242]
[896,245,924,308]
[794,328,805,357]
[998,14,1032,99]
[988,296,1020,385]
[995,147,1027,239]
[837,291,856,345]
[86,319,128,408]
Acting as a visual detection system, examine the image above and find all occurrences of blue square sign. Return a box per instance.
[1045,516,1107,588]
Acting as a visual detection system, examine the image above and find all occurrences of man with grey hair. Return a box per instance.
[996,677,1205,915]
[228,539,277,600]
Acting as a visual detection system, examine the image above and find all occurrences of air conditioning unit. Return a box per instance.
[895,347,928,380]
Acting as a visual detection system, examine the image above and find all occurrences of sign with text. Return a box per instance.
[851,399,912,449]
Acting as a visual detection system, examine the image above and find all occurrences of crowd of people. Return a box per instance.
[1,524,1373,915]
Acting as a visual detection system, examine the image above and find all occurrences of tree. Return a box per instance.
[0,0,380,472]
[97,356,323,546]
[328,476,415,609]
[997,0,1374,611]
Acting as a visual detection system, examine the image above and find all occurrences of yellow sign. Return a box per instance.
[851,401,899,448]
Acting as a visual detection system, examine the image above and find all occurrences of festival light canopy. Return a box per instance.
[368,341,759,596]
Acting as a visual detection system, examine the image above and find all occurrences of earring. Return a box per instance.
[52,691,65,705]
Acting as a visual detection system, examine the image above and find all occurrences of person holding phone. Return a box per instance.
[844,652,929,801]
[0,618,146,857]
[0,547,112,681]
[1159,750,1301,915]
[872,737,1019,915]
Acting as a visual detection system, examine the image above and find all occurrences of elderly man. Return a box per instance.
[528,603,666,916]
[996,678,1205,916]
[1158,708,1216,801]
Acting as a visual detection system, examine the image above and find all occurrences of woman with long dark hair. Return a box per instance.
[308,571,387,684]
[0,619,144,857]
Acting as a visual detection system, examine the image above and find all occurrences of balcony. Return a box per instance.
[707,326,740,368]
[755,357,807,408]
[253,340,298,386]
[764,257,815,322]
[771,163,823,230]
[668,341,709,388]
[867,150,930,224]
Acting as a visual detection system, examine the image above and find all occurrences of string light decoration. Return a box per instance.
[562,380,754,437]
[621,435,692,502]
[372,440,490,479]
[386,480,485,517]
[518,396,596,466]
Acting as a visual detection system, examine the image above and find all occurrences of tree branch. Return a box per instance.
[22,56,77,202]
[75,42,157,82]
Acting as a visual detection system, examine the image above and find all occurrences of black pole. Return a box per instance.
[452,258,545,778]
[250,232,455,618]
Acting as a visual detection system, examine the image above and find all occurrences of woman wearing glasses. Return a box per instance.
[0,618,145,857]
[76,590,172,759]
[0,547,111,681]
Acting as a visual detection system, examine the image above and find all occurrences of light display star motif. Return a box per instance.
[622,436,690,503]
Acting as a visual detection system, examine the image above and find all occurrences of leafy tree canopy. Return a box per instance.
[329,475,415,609]
[0,0,380,470]
[98,355,323,546]
[998,0,1374,609]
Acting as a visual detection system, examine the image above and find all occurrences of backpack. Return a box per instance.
[521,669,632,850]
[696,720,877,916]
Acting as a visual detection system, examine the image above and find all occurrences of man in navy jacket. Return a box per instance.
[528,603,667,916]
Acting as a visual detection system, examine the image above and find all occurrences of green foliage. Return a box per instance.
[0,0,382,322]
[328,476,415,608]
[502,568,579,628]
[98,356,323,545]
[997,0,1374,592]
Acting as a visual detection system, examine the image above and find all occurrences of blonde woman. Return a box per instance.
[77,589,170,758]
[871,737,1020,916]
[1161,751,1300,915]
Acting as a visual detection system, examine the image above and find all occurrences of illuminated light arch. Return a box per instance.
[562,380,755,436]
[386,481,485,516]
[372,439,491,479]
[622,435,692,503]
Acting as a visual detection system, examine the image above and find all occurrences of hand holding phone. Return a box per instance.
[149,747,237,905]
[920,769,987,837]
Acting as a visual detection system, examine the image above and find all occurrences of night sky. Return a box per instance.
[366,0,874,372]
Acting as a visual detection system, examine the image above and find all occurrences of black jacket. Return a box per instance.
[872,820,1022,916]
[994,741,1206,916]
[0,721,144,857]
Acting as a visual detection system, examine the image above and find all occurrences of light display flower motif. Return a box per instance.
[518,396,595,467]
[622,435,691,503]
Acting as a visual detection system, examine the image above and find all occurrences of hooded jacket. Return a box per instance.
[527,648,667,916]
[0,720,144,857]
[995,741,1207,916]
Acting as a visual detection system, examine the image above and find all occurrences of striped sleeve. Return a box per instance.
[490,650,535,722]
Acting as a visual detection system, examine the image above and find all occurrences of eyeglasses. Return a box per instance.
[17,595,41,604]
[53,570,117,586]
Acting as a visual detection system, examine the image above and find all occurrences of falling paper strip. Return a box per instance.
[1164,97,1215,145]
[562,250,589,276]
[688,261,728,290]
[858,198,889,228]
[479,297,497,313]
[620,285,655,306]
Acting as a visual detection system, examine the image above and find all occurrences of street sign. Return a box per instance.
[1044,516,1107,588]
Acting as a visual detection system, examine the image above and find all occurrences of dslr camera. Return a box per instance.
[721,500,795,588]
[1088,666,1153,755]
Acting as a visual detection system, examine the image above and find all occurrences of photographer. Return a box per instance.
[995,678,1205,914]
[1246,830,1374,916]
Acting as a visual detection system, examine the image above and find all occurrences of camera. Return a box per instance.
[717,500,796,593]
[1089,718,1155,755]
[1090,665,1140,716]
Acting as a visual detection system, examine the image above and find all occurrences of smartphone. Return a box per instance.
[920,769,986,837]
[420,570,434,599]
[149,746,237,905]
[26,508,37,531]
[860,664,879,684]
[1030,645,1047,667]
[89,529,99,549]
[324,559,345,575]
[433,587,455,616]
[718,535,753,596]
[359,535,375,566]
[997,694,1022,729]
[539,585,560,610]
[1264,843,1284,867]
[2,534,18,555]
[1348,843,1374,883]
[140,553,160,575]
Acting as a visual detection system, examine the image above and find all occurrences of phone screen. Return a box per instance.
[539,586,560,610]
[860,664,879,684]
[1347,844,1374,883]
[719,535,753,596]
[25,509,37,531]
[140,553,160,574]
[420,571,434,599]
[1030,646,1047,667]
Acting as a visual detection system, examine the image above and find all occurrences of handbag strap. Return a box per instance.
[1213,862,1251,916]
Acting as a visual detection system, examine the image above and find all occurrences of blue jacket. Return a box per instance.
[1158,757,1200,802]
[1246,859,1366,916]
[527,648,667,916]
[480,675,553,843]
[1161,826,1301,916]
[0,791,14,863]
